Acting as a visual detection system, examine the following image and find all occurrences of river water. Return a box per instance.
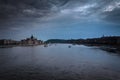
[0,44,120,80]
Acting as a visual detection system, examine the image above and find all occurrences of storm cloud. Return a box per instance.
[0,0,119,22]
[0,0,120,40]
[0,0,69,29]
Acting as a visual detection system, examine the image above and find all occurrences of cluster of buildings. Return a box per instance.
[84,36,120,45]
[0,35,43,46]
[20,35,43,45]
[0,39,19,45]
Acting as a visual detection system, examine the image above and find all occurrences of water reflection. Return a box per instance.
[0,44,120,80]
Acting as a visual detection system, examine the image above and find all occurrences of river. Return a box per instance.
[0,44,120,80]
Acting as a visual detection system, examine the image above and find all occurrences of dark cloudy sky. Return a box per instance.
[0,0,120,40]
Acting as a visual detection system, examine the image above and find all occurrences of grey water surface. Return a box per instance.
[0,44,120,80]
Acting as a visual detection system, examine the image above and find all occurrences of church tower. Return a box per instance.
[31,35,34,39]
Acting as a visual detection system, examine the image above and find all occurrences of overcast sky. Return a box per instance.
[0,0,120,40]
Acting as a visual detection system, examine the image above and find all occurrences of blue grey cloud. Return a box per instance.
[0,0,119,22]
[0,0,120,39]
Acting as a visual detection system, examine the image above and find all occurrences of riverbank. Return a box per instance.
[84,44,120,53]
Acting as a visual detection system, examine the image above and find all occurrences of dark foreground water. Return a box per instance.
[0,44,120,80]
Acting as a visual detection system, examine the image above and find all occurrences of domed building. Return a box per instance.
[21,35,43,45]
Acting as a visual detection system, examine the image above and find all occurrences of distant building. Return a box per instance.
[21,35,43,45]
[85,36,120,45]
[0,39,18,45]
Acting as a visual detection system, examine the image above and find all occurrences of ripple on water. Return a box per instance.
[0,44,120,80]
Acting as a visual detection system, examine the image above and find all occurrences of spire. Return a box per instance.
[31,34,34,39]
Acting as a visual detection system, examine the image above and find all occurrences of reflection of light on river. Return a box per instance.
[0,44,120,80]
